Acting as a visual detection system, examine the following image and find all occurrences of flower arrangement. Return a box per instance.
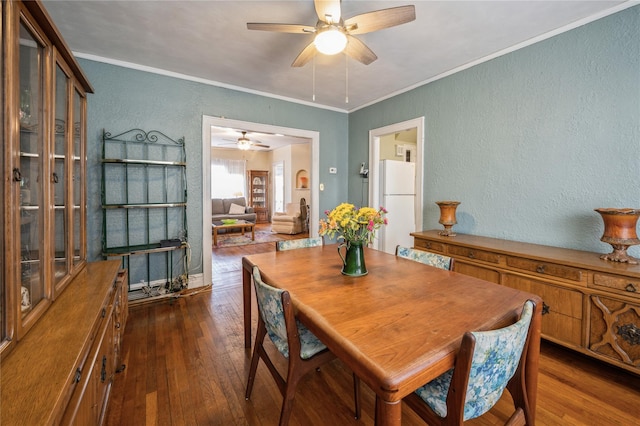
[319,203,388,245]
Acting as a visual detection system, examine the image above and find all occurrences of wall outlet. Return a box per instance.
[329,167,337,174]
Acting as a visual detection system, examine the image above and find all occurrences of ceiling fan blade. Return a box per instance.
[253,144,270,148]
[291,41,317,67]
[344,35,377,65]
[314,0,342,24]
[344,5,416,35]
[247,23,315,34]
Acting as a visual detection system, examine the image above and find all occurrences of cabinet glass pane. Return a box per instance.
[73,89,82,264]
[53,65,69,282]
[19,20,45,315]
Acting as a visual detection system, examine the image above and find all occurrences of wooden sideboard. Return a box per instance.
[412,230,640,374]
[1,260,128,425]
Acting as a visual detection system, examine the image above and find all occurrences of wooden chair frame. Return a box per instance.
[403,300,536,426]
[245,267,360,425]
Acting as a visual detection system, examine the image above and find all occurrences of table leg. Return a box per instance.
[374,397,401,426]
[243,263,252,348]
[251,225,255,241]
[213,228,218,246]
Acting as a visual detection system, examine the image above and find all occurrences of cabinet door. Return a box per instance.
[589,295,640,370]
[16,14,51,337]
[72,86,86,269]
[53,60,71,293]
[504,274,583,346]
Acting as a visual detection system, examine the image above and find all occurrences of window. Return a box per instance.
[211,159,246,198]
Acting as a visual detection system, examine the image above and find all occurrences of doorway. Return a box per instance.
[273,161,284,213]
[201,116,320,287]
[368,117,425,252]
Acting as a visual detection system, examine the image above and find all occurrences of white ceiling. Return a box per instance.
[42,0,633,114]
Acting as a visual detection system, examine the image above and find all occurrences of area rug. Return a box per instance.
[214,230,287,248]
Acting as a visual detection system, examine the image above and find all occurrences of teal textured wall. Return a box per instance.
[349,5,640,256]
[80,59,348,273]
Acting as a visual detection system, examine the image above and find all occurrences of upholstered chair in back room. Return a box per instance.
[245,266,360,425]
[403,300,537,426]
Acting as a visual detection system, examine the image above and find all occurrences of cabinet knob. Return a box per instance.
[625,283,637,293]
[115,322,121,329]
[536,265,546,274]
[468,251,475,259]
[74,368,82,383]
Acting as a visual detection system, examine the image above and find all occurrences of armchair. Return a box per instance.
[272,198,308,235]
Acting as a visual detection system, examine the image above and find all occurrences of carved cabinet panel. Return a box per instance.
[589,296,640,369]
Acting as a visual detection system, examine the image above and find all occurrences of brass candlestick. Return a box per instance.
[436,201,460,236]
[595,208,640,264]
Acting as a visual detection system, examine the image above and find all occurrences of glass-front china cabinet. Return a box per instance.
[2,0,92,357]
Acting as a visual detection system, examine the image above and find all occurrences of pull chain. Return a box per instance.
[345,55,349,104]
[312,57,316,102]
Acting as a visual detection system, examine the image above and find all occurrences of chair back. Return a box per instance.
[276,236,324,251]
[461,300,535,420]
[251,266,291,357]
[396,246,454,270]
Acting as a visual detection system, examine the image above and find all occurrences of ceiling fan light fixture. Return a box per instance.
[237,137,251,150]
[314,27,347,55]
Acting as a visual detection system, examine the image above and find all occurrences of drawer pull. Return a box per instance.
[100,356,107,382]
[74,368,82,383]
[541,302,550,316]
[115,322,121,329]
[617,324,640,346]
[536,265,546,274]
[101,308,106,318]
[625,283,637,293]
[468,251,475,259]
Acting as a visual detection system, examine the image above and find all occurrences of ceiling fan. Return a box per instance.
[221,131,270,151]
[247,0,416,67]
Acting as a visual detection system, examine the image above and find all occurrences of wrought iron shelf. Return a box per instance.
[102,202,186,209]
[102,242,187,257]
[101,158,186,166]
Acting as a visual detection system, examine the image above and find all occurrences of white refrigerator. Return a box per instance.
[379,160,416,254]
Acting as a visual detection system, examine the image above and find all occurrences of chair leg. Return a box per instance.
[353,373,361,419]
[245,320,267,400]
[279,370,303,426]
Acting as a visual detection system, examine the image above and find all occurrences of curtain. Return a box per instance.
[211,158,246,199]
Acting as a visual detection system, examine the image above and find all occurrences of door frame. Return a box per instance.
[368,117,425,251]
[201,116,319,287]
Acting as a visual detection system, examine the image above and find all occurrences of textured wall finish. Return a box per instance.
[349,6,640,257]
[80,60,348,276]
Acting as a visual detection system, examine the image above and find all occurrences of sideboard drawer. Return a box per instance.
[454,261,501,284]
[448,246,500,264]
[507,256,583,282]
[592,273,640,298]
[413,239,445,253]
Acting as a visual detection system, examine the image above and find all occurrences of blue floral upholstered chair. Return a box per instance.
[245,266,360,425]
[403,300,537,426]
[395,246,454,271]
[275,236,324,251]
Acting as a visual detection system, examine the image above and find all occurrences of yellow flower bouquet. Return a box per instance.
[319,203,388,245]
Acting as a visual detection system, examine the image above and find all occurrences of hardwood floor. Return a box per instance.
[106,225,640,425]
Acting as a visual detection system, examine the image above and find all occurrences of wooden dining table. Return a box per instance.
[242,246,542,426]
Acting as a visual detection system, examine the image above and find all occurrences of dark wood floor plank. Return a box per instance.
[106,225,640,425]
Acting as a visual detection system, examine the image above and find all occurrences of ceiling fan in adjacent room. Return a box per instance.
[247,0,416,67]
[221,131,270,151]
